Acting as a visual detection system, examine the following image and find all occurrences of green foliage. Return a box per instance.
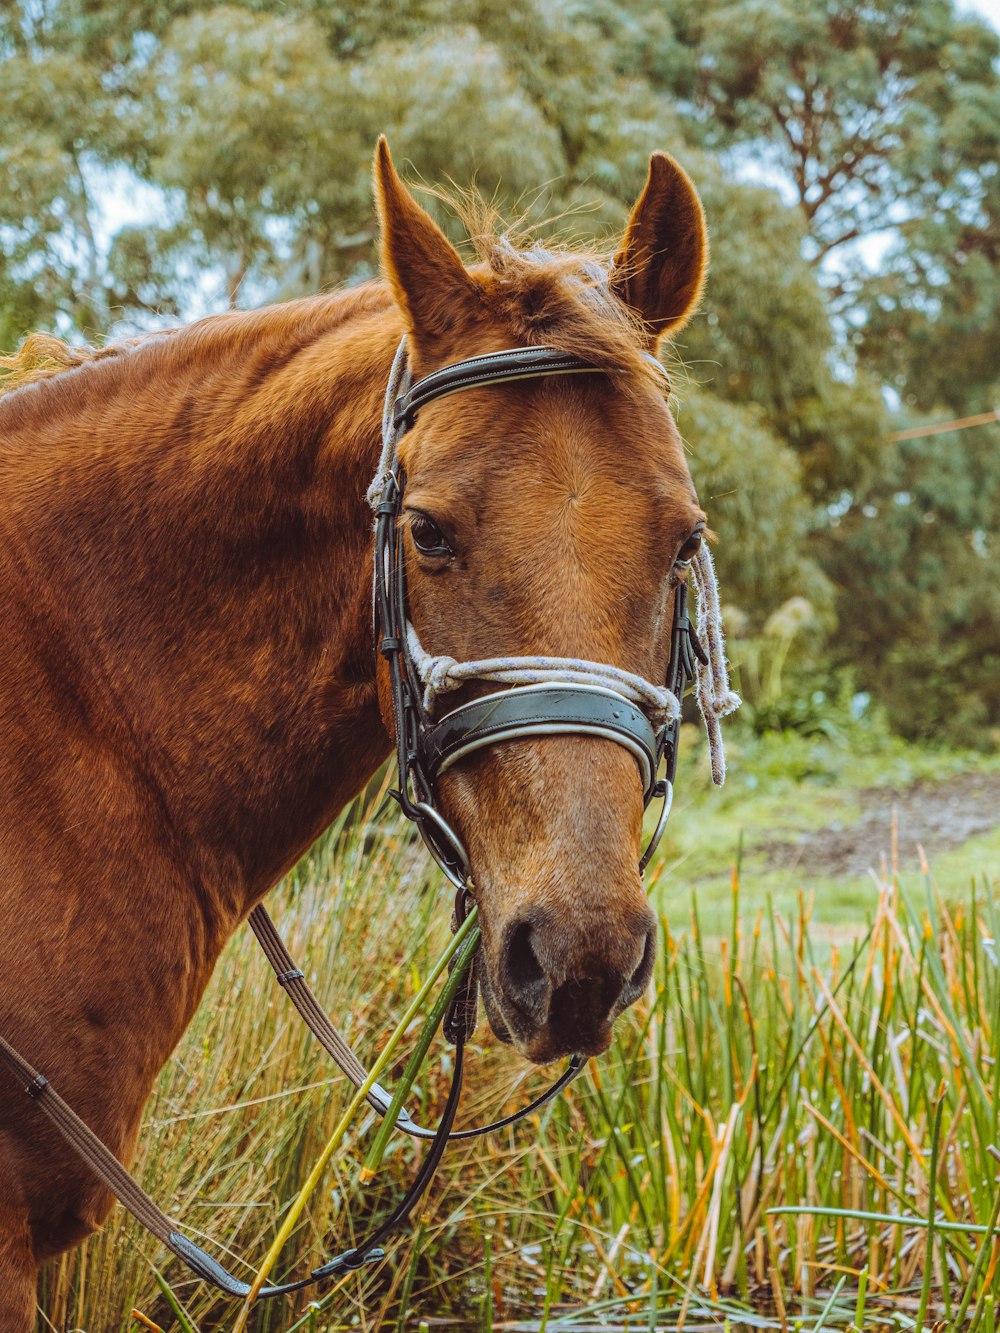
[674,388,831,623]
[362,29,564,193]
[0,48,119,331]
[617,0,999,743]
[143,7,369,304]
[682,166,831,411]
[824,421,1000,745]
[858,204,1000,415]
[678,162,888,499]
[646,0,1000,264]
[0,0,997,744]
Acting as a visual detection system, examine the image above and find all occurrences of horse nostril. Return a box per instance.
[501,918,550,1023]
[498,910,656,1048]
[627,921,657,993]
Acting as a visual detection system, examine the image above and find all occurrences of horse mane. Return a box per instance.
[0,295,371,408]
[0,331,157,396]
[0,197,659,411]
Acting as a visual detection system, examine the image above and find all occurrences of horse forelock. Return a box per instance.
[473,238,658,387]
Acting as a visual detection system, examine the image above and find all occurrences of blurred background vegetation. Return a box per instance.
[3,0,999,749]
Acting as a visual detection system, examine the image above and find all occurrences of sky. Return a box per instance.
[964,0,1000,23]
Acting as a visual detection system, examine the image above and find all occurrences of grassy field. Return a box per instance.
[653,723,1000,936]
[35,726,1000,1332]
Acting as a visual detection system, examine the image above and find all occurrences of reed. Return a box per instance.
[35,782,1000,1331]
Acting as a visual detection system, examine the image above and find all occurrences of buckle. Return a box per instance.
[367,1082,416,1127]
[311,1246,386,1281]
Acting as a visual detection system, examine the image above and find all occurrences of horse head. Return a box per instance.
[373,141,711,1064]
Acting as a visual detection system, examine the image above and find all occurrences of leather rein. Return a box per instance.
[0,340,706,1303]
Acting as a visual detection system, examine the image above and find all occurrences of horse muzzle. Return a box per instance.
[479,902,657,1063]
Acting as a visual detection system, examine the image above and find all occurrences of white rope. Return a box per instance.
[405,623,680,728]
[370,335,740,784]
[690,544,741,785]
[366,334,412,511]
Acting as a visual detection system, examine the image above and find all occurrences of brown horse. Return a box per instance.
[0,139,709,1329]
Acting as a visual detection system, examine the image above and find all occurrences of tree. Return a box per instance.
[856,192,1000,416]
[596,0,1000,741]
[0,48,121,333]
[674,387,832,623]
[141,7,367,308]
[824,419,1000,743]
[640,0,1000,273]
[674,159,886,500]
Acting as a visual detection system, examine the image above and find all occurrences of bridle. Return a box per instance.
[371,338,708,889]
[0,336,737,1305]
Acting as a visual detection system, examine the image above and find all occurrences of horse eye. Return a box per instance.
[677,527,704,565]
[409,513,453,558]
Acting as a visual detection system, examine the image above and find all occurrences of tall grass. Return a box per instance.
[35,788,1000,1331]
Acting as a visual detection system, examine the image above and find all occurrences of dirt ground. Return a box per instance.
[763,770,1000,878]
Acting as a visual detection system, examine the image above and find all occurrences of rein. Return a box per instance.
[0,336,738,1305]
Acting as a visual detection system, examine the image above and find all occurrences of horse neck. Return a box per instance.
[1,293,398,931]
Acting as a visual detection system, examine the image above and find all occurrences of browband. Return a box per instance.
[392,345,602,429]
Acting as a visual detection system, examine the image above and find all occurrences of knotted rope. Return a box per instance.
[369,336,740,784]
[405,624,680,729]
[689,544,741,784]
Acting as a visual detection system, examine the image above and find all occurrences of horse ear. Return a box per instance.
[611,152,708,344]
[374,137,480,352]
